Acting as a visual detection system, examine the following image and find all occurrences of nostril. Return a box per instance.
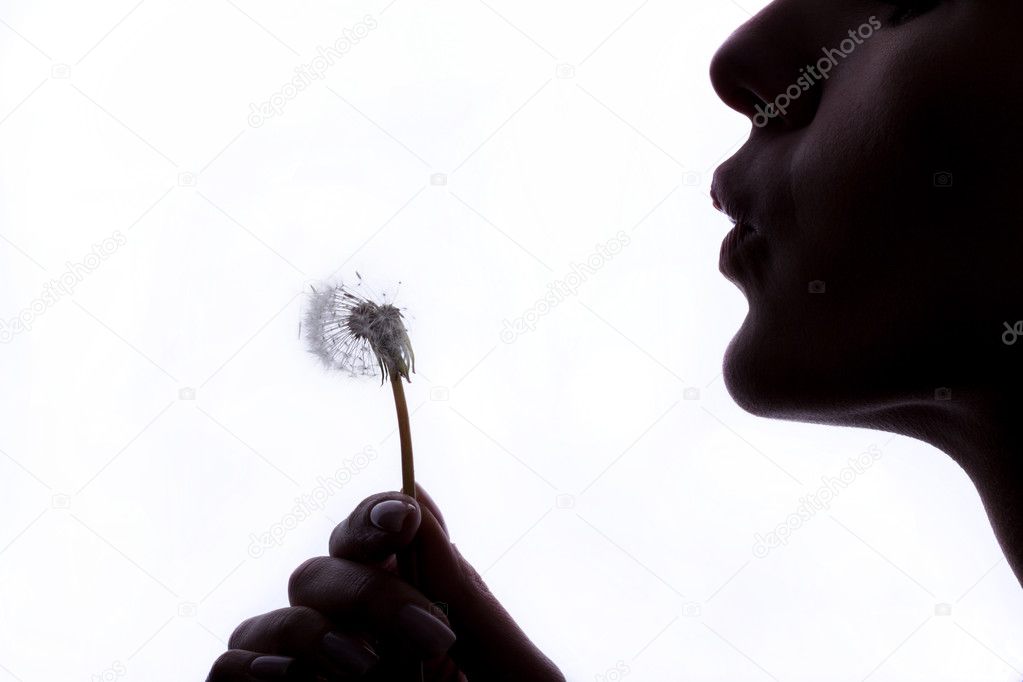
[743,91,772,121]
[709,21,823,132]
[728,82,818,132]
[710,65,785,129]
[728,86,787,130]
[737,89,763,116]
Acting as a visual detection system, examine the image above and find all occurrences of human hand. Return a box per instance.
[208,484,564,681]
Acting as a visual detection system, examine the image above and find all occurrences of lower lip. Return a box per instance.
[719,222,761,279]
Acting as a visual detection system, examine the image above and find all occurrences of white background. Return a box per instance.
[1,0,1022,680]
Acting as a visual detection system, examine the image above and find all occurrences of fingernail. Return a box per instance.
[370,499,416,533]
[250,655,294,678]
[394,603,457,656]
[320,632,379,675]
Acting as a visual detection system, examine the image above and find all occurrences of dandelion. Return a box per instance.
[304,278,415,383]
[303,274,418,498]
[304,276,425,680]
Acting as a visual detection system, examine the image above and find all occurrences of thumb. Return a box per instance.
[413,503,564,681]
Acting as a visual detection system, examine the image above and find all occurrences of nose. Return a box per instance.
[709,2,822,131]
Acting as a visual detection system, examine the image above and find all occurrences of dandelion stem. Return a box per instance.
[390,374,424,682]
[390,375,416,496]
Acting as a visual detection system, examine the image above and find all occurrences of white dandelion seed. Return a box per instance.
[304,278,415,383]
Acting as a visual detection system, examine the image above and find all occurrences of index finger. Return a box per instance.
[329,491,421,562]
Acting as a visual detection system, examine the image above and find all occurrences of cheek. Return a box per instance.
[763,53,956,340]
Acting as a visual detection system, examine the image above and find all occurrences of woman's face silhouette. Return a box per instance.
[708,0,1023,426]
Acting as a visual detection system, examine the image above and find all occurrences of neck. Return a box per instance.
[869,388,1023,588]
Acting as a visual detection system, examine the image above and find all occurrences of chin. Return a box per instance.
[720,315,870,426]
[721,316,787,418]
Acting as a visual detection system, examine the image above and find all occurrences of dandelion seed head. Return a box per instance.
[304,279,415,382]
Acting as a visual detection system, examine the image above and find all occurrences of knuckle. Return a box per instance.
[288,556,374,617]
[208,649,246,679]
[288,556,330,604]
[327,518,350,556]
[347,564,384,606]
[228,615,257,649]
[277,605,328,637]
[229,606,327,650]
